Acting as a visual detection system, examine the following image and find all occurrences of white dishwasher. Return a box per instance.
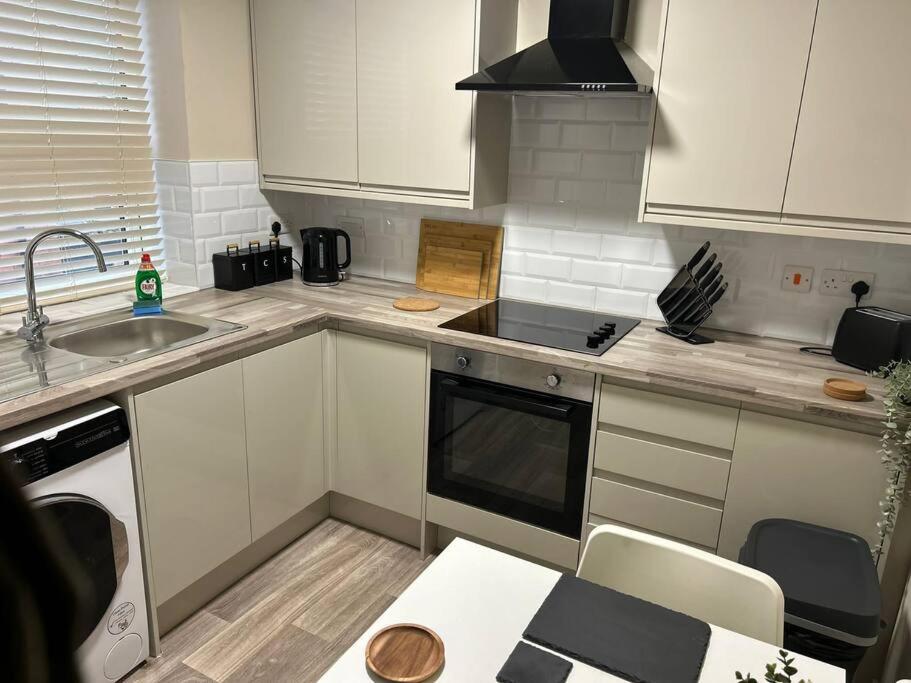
[1,400,150,682]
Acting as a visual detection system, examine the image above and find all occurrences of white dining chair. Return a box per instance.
[578,524,785,645]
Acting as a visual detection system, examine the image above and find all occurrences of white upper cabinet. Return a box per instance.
[783,0,911,227]
[356,0,475,194]
[251,0,358,184]
[641,0,911,243]
[643,0,817,215]
[251,0,515,209]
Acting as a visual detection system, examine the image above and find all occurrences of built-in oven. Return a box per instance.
[428,344,594,539]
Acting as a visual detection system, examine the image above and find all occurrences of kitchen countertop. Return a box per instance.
[0,276,885,432]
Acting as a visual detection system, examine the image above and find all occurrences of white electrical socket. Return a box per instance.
[336,216,365,237]
[820,269,875,297]
[781,265,813,293]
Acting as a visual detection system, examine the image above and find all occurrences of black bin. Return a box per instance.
[213,243,255,291]
[739,519,881,681]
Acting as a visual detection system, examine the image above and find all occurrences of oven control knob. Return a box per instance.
[545,373,561,389]
[456,355,471,370]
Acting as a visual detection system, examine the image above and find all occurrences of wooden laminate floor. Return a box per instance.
[126,519,433,683]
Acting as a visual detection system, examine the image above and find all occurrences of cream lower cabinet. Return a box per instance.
[717,410,887,561]
[243,333,325,541]
[135,362,252,605]
[137,335,326,605]
[589,382,738,552]
[335,331,426,519]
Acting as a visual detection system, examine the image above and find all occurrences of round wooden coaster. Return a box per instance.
[393,297,441,312]
[823,377,868,401]
[365,623,444,682]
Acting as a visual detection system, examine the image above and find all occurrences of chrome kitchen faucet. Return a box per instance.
[17,228,108,342]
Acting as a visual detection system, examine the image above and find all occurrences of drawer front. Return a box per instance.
[594,430,730,501]
[589,476,722,548]
[585,518,716,554]
[599,383,739,450]
[426,494,580,570]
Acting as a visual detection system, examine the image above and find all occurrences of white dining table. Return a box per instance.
[319,537,845,682]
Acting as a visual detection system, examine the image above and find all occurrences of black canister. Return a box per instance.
[212,243,255,291]
[269,235,293,281]
[248,240,276,286]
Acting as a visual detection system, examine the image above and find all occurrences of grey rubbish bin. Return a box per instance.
[739,518,881,681]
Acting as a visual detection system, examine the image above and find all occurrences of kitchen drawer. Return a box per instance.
[585,518,716,554]
[426,494,580,570]
[589,476,722,549]
[599,383,739,451]
[594,430,730,501]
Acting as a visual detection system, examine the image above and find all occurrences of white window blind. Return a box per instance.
[0,0,162,315]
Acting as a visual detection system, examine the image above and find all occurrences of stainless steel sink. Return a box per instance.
[0,308,244,405]
[42,309,244,362]
[48,316,210,358]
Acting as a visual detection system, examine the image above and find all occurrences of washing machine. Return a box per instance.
[1,400,150,682]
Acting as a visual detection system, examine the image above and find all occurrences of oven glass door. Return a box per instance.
[428,371,591,538]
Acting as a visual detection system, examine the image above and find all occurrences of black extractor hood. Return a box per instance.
[457,0,652,95]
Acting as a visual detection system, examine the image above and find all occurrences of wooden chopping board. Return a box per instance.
[416,219,503,299]
[423,233,495,297]
[419,244,484,298]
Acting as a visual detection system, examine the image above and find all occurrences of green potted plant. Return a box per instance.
[735,650,811,683]
[874,359,911,556]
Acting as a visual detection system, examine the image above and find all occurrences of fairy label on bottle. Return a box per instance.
[140,280,157,297]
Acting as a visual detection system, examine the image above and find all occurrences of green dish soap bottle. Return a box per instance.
[135,253,162,302]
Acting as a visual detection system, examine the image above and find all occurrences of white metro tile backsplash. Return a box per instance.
[155,159,278,289]
[158,97,911,345]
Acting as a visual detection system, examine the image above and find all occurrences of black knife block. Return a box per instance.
[656,244,726,345]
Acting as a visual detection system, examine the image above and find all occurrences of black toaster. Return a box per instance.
[831,306,911,371]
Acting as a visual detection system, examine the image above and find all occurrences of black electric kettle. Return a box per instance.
[299,227,351,286]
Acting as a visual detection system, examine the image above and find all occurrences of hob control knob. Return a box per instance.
[456,355,471,370]
[586,333,602,348]
[545,373,561,389]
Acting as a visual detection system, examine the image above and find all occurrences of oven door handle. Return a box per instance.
[440,377,574,419]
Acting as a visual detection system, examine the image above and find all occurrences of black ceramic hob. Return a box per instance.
[439,299,640,356]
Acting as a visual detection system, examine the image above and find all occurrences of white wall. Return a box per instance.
[267,96,911,345]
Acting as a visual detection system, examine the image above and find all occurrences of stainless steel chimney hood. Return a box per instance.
[456,0,652,95]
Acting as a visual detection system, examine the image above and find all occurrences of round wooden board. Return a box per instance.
[823,377,868,401]
[365,623,444,682]
[393,297,441,312]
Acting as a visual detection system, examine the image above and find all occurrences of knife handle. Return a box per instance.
[707,282,728,306]
[693,253,717,280]
[698,261,722,287]
[703,276,723,299]
[686,241,711,271]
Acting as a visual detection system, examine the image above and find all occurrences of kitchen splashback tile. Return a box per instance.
[552,230,603,257]
[189,162,218,187]
[596,287,649,317]
[548,281,597,309]
[571,259,622,288]
[218,160,259,185]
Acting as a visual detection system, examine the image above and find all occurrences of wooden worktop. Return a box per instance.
[0,276,885,432]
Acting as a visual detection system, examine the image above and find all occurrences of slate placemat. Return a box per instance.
[496,641,573,683]
[523,575,712,683]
